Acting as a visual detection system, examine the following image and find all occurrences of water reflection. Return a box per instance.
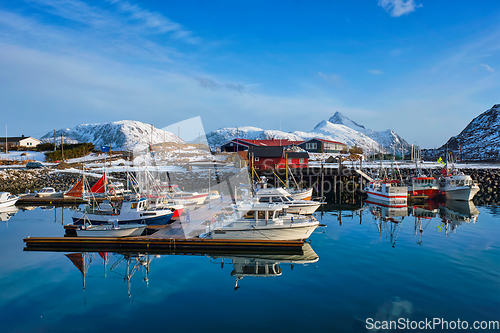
[210,243,319,290]
[0,205,19,222]
[62,244,318,295]
[437,200,480,236]
[362,198,481,246]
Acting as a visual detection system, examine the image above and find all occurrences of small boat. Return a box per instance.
[254,187,324,215]
[288,187,313,201]
[438,172,480,201]
[74,220,146,237]
[200,200,319,241]
[407,177,439,199]
[206,190,221,201]
[35,187,63,198]
[161,184,209,205]
[72,197,174,225]
[364,180,408,207]
[0,192,20,208]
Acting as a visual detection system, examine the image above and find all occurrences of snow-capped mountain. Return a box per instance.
[206,126,303,148]
[294,120,382,153]
[422,104,500,162]
[328,112,411,153]
[40,120,184,151]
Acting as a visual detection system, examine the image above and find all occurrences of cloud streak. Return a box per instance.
[480,63,495,73]
[378,0,422,17]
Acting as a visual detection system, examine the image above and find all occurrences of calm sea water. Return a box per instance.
[0,200,498,333]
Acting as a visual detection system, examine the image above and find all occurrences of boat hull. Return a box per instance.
[0,196,19,208]
[205,222,319,241]
[72,211,173,225]
[365,190,407,206]
[289,188,313,201]
[76,225,146,237]
[444,186,480,201]
[287,203,321,215]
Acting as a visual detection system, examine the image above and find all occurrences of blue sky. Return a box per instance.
[0,0,499,147]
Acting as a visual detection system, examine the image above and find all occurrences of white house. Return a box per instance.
[1,135,42,149]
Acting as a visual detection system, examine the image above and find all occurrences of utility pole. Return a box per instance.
[61,134,64,161]
[5,125,7,155]
[54,130,57,152]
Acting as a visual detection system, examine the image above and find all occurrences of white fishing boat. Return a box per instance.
[364,180,408,206]
[288,187,313,201]
[0,192,20,208]
[200,199,319,241]
[254,187,323,215]
[438,172,479,201]
[72,197,174,225]
[35,187,63,198]
[75,220,146,237]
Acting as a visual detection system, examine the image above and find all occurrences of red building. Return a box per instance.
[248,146,309,170]
[220,138,304,152]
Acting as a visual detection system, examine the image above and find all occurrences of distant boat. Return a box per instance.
[254,187,324,215]
[364,180,408,207]
[0,192,20,208]
[36,187,63,198]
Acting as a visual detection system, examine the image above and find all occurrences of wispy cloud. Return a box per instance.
[196,77,245,93]
[378,0,422,17]
[318,72,343,86]
[368,69,383,74]
[480,63,495,73]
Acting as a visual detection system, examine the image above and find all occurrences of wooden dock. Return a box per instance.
[23,236,304,254]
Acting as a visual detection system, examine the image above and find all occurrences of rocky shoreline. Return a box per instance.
[1,167,498,205]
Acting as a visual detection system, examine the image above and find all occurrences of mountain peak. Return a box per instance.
[328,112,366,130]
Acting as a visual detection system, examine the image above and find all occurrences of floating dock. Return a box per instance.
[24,236,304,254]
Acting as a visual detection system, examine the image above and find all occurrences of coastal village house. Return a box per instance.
[298,138,347,153]
[248,146,309,170]
[220,138,304,152]
[1,135,41,150]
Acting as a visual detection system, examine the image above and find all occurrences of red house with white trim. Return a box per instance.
[248,146,309,170]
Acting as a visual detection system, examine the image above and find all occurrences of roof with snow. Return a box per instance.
[302,137,346,145]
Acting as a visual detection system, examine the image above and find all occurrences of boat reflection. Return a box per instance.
[437,200,480,236]
[365,199,407,248]
[0,205,19,222]
[210,243,319,290]
[409,201,438,245]
[63,243,318,295]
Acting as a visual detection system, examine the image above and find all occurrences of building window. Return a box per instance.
[288,158,292,164]
[254,157,259,161]
[299,158,304,163]
[305,142,317,150]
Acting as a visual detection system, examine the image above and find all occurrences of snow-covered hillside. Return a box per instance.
[328,112,411,153]
[206,126,303,148]
[294,120,382,153]
[40,120,184,151]
[422,104,500,161]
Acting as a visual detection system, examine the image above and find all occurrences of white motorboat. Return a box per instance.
[0,192,20,208]
[438,172,479,201]
[200,199,319,241]
[288,187,313,201]
[254,187,323,215]
[161,184,208,205]
[72,197,174,225]
[75,220,146,237]
[364,180,408,207]
[36,187,63,198]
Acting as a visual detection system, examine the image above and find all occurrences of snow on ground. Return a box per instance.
[0,151,46,162]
